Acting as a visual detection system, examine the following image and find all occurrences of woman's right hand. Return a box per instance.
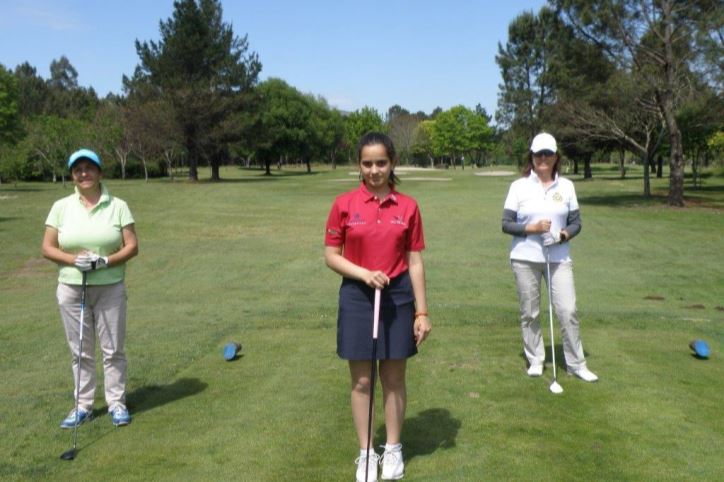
[528,219,551,234]
[362,270,389,289]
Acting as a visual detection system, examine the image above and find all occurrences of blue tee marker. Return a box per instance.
[224,342,242,361]
[689,339,710,359]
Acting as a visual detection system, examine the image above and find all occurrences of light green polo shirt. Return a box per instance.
[45,183,135,285]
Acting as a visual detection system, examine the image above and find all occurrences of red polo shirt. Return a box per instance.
[325,183,425,279]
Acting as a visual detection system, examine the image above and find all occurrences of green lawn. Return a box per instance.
[1,164,722,481]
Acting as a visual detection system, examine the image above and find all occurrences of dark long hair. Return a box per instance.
[356,132,401,186]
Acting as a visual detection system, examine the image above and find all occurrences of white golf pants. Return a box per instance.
[57,281,128,411]
[511,260,587,370]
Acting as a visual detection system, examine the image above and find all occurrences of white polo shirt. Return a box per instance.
[503,172,579,263]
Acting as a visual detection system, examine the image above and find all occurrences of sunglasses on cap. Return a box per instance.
[532,150,556,158]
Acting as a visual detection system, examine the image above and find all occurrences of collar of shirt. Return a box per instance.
[528,171,559,190]
[358,182,398,205]
[74,183,111,210]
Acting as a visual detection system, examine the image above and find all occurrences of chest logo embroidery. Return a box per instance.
[390,215,406,226]
[552,192,563,203]
[347,212,366,226]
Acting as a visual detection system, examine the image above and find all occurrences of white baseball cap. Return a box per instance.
[530,133,557,153]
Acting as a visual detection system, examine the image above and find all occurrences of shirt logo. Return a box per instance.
[390,215,406,226]
[347,212,366,226]
[552,192,563,203]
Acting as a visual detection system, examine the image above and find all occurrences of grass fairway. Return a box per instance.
[1,165,722,481]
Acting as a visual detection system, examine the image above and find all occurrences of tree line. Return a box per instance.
[496,0,723,205]
[0,0,495,186]
[1,0,722,207]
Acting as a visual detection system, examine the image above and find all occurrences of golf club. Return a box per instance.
[546,249,563,395]
[60,271,87,461]
[364,288,381,482]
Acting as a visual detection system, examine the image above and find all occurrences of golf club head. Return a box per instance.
[60,448,76,460]
[549,381,564,394]
[223,342,242,361]
[689,339,710,359]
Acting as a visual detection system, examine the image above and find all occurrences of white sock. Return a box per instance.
[360,448,377,457]
[384,443,402,452]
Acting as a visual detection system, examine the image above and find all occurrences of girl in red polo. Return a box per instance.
[325,132,431,482]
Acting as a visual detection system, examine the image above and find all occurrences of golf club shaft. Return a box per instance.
[546,249,557,382]
[365,288,381,482]
[72,272,88,451]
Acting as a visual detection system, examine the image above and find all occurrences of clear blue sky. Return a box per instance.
[0,0,546,120]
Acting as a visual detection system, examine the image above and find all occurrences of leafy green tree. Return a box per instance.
[252,78,313,175]
[130,0,261,181]
[0,64,21,145]
[13,62,50,117]
[430,105,494,169]
[24,115,87,184]
[344,107,385,161]
[553,0,724,205]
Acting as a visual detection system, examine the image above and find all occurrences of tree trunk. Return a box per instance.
[657,155,664,178]
[264,159,271,175]
[619,149,626,179]
[305,159,311,173]
[210,162,220,181]
[661,1,684,206]
[573,159,579,175]
[583,159,592,179]
[642,155,651,197]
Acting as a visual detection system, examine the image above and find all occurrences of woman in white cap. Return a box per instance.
[501,133,598,382]
[42,148,138,428]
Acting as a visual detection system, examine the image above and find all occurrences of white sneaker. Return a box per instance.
[527,364,543,377]
[568,366,598,382]
[355,451,379,482]
[380,445,404,480]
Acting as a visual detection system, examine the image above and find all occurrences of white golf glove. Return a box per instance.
[75,252,109,271]
[541,229,562,247]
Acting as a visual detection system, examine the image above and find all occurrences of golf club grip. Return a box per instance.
[372,288,381,340]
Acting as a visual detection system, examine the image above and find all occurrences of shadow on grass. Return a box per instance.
[125,377,208,414]
[577,193,668,207]
[0,216,19,223]
[381,408,460,462]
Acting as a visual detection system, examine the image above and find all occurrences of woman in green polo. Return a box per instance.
[42,149,139,428]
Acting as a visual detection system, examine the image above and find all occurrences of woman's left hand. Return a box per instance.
[414,315,431,347]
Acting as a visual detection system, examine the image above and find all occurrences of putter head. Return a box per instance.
[549,381,564,394]
[689,339,710,359]
[60,448,76,460]
[223,342,241,361]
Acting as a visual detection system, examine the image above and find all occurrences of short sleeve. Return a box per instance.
[503,183,518,211]
[117,200,135,228]
[405,204,425,251]
[324,199,345,246]
[568,184,579,211]
[45,201,63,229]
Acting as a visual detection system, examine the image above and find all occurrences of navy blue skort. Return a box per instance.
[337,272,417,360]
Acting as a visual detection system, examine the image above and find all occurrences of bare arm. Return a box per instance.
[407,250,431,346]
[41,226,77,266]
[324,245,388,289]
[107,224,139,266]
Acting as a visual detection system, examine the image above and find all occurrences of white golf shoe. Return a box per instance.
[527,364,543,377]
[380,444,404,480]
[568,366,598,382]
[355,451,379,482]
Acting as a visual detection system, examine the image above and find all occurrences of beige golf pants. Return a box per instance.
[511,260,587,370]
[57,281,127,411]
